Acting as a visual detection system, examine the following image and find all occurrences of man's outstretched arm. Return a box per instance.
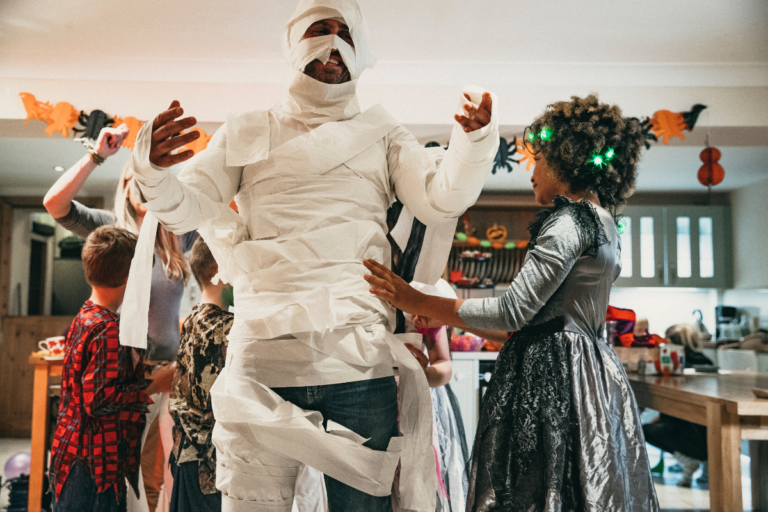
[388,90,498,226]
[131,101,243,234]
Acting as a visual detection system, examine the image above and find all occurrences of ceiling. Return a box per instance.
[2,0,767,79]
[0,0,766,195]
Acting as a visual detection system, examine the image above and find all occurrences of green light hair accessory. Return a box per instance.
[590,147,616,169]
[539,127,552,141]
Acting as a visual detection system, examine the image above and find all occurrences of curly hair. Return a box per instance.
[525,94,645,212]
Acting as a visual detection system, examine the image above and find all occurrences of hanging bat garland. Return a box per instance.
[21,93,710,171]
[73,109,114,140]
[18,93,213,156]
[492,136,520,174]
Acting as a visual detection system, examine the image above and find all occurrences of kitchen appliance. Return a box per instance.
[715,305,739,340]
[479,360,496,400]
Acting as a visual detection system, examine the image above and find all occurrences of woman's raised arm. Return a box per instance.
[43,125,129,218]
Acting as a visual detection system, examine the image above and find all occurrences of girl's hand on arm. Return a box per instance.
[363,259,469,329]
[363,259,424,314]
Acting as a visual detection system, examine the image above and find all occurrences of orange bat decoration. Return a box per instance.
[19,93,52,126]
[180,128,213,155]
[515,138,537,171]
[45,102,79,138]
[113,115,143,150]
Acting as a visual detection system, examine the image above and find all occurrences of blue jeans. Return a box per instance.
[272,376,399,512]
[53,460,126,512]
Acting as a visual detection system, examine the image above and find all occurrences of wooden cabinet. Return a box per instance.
[615,206,731,288]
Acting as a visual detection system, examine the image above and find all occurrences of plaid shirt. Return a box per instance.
[50,301,151,501]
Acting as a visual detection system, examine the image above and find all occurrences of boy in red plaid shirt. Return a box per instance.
[50,226,176,512]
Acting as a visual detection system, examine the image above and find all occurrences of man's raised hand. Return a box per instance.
[149,100,200,168]
[454,92,493,133]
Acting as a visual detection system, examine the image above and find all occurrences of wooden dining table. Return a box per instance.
[628,371,768,512]
[27,355,63,512]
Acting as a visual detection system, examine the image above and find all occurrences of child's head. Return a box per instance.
[525,94,646,211]
[634,317,650,337]
[82,226,138,289]
[189,238,219,290]
[665,323,701,352]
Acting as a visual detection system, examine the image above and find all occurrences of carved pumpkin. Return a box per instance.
[697,147,724,186]
[486,224,507,243]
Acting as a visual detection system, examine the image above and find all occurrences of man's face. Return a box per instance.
[301,19,354,84]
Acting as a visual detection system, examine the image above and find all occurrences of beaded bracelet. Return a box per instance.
[74,138,106,166]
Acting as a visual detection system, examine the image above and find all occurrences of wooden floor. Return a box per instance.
[647,444,754,512]
[0,439,756,511]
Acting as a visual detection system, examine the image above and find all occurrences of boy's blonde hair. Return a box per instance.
[189,238,218,289]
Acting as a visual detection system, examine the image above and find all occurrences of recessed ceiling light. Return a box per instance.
[53,166,64,172]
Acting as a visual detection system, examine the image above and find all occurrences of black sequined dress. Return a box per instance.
[457,196,659,512]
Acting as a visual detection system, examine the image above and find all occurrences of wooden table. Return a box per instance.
[27,355,63,512]
[628,372,768,512]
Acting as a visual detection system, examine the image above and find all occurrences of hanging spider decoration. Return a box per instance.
[632,117,658,150]
[492,136,520,174]
[73,109,114,140]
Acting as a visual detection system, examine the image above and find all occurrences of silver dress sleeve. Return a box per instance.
[457,211,586,332]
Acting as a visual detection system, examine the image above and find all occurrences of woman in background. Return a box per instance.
[44,125,198,512]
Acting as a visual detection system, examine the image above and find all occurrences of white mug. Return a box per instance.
[39,336,65,355]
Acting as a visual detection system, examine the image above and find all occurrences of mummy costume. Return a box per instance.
[458,197,659,512]
[120,1,498,510]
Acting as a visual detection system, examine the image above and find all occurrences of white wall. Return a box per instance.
[731,176,768,289]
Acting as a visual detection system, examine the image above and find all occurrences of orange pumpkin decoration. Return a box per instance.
[486,224,507,243]
[697,147,724,186]
[491,242,504,249]
[467,237,480,246]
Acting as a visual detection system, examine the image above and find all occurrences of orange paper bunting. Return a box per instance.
[112,116,143,150]
[20,93,53,126]
[19,93,216,156]
[181,128,213,156]
[515,138,536,171]
[649,110,687,145]
[45,102,79,138]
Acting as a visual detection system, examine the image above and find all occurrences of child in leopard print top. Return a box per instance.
[169,238,233,512]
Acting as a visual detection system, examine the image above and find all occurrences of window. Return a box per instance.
[640,217,655,278]
[699,217,714,278]
[676,217,692,278]
[618,217,632,277]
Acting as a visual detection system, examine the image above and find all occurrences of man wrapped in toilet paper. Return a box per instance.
[121,1,498,510]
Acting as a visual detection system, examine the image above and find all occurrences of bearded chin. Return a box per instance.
[304,60,352,85]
